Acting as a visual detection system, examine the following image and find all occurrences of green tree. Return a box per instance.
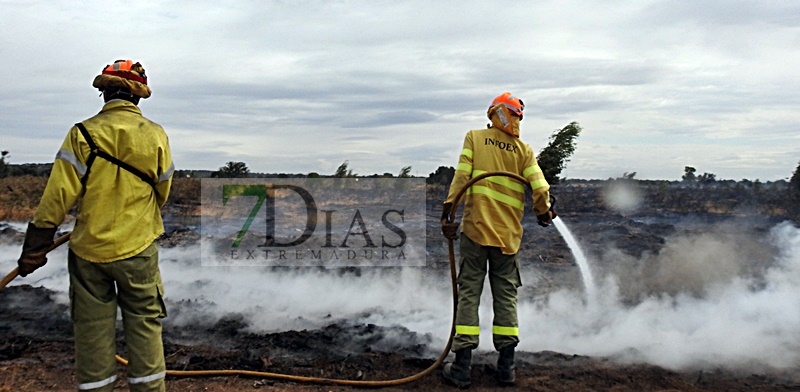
[698,172,716,183]
[0,150,8,178]
[333,161,357,178]
[682,166,697,182]
[398,166,412,178]
[537,122,581,185]
[753,179,763,193]
[215,161,250,178]
[426,166,455,185]
[790,160,800,220]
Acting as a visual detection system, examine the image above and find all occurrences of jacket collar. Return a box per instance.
[100,99,142,115]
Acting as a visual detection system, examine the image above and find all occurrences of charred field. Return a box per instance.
[2,180,800,391]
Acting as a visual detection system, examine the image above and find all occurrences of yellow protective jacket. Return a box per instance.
[445,126,550,255]
[33,100,174,263]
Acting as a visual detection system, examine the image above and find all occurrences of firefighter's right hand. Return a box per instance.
[441,203,454,222]
[18,251,48,277]
[441,221,460,240]
[17,223,57,277]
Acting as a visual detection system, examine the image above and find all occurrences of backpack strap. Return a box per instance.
[75,122,157,189]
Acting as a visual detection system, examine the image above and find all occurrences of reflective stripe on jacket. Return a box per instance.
[445,127,550,254]
[33,100,174,262]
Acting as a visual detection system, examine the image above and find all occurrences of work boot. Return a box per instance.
[496,346,515,386]
[442,348,472,388]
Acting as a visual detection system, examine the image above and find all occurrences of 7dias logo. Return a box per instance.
[200,178,427,267]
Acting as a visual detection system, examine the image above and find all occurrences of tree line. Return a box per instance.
[4,120,799,219]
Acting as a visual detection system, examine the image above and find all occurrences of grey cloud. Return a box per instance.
[389,144,454,168]
[335,134,381,142]
[154,72,474,132]
[464,56,664,91]
[2,1,798,181]
[640,1,800,27]
[342,110,439,128]
[526,95,623,118]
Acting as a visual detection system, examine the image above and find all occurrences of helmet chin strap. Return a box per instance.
[107,88,134,98]
[103,89,139,104]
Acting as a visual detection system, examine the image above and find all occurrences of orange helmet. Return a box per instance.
[101,59,147,85]
[491,92,524,118]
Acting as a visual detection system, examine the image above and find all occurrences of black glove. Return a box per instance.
[549,194,558,221]
[440,203,460,240]
[441,221,460,240]
[17,223,57,277]
[441,203,454,222]
[537,195,559,227]
[537,211,553,227]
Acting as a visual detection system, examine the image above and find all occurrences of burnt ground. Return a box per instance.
[2,282,800,392]
[3,181,800,391]
[2,280,800,392]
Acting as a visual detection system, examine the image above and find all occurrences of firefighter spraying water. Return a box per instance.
[440,92,557,388]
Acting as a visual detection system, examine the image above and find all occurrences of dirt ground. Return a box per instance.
[3,286,800,392]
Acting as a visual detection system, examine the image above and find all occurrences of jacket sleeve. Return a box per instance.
[444,131,474,205]
[32,127,86,229]
[524,147,551,215]
[155,134,174,208]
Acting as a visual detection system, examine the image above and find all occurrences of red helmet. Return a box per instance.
[101,59,147,85]
[491,92,524,118]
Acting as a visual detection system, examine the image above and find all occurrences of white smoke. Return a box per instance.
[3,220,800,376]
[0,237,452,353]
[0,243,71,306]
[602,181,642,213]
[517,221,800,374]
[157,248,452,341]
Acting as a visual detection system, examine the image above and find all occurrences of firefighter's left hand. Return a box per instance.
[549,205,558,220]
[537,211,554,227]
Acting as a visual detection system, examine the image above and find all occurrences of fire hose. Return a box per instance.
[1,171,531,387]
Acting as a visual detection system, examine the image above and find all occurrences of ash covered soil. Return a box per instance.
[3,282,798,392]
[3,183,800,391]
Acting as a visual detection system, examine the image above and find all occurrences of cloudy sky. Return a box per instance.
[2,1,799,181]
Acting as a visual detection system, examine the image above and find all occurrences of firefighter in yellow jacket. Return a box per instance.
[17,59,174,392]
[441,92,555,388]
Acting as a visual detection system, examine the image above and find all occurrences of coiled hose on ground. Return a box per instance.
[1,171,530,387]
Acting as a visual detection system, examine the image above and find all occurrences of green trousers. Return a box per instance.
[68,242,167,392]
[453,233,522,352]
